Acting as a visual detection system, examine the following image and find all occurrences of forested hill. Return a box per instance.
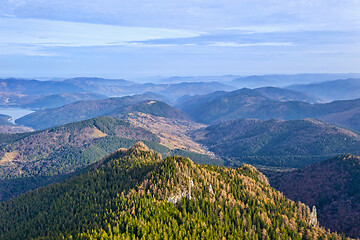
[16,95,191,130]
[176,88,360,132]
[269,154,360,238]
[0,116,162,201]
[176,87,321,124]
[193,118,360,168]
[0,142,346,239]
[0,116,215,201]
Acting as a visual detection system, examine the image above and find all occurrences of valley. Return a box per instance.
[1,74,360,239]
[2,0,360,238]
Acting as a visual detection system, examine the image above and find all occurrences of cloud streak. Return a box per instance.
[0,1,359,75]
[0,17,203,55]
[0,17,301,56]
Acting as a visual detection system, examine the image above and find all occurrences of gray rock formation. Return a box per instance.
[309,206,319,227]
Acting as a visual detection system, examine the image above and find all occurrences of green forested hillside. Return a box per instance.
[193,118,360,168]
[0,116,214,201]
[0,142,345,239]
[0,116,161,200]
[269,154,360,238]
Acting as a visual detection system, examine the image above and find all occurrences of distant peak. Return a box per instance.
[130,141,150,152]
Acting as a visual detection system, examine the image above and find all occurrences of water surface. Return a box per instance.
[0,107,34,124]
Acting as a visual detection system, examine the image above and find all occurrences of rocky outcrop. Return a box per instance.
[168,191,191,205]
[168,177,193,205]
[309,206,319,227]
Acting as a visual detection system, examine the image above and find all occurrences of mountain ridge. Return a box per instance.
[177,88,360,132]
[16,95,191,130]
[0,142,346,239]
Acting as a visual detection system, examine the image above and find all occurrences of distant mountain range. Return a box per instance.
[287,78,360,102]
[177,87,360,132]
[155,75,240,84]
[4,75,360,110]
[0,142,342,239]
[269,154,360,238]
[0,77,235,108]
[193,118,360,168]
[230,74,360,88]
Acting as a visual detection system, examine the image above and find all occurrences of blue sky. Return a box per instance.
[0,0,359,78]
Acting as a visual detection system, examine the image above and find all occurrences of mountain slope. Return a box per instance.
[121,100,191,121]
[0,143,344,239]
[0,92,106,109]
[0,114,33,133]
[288,78,360,101]
[0,116,162,200]
[123,112,209,155]
[176,87,319,124]
[269,154,360,238]
[0,78,84,95]
[176,88,360,131]
[193,118,360,168]
[0,114,11,125]
[16,94,190,130]
[253,87,320,103]
[317,105,360,133]
[155,81,236,103]
[0,116,217,201]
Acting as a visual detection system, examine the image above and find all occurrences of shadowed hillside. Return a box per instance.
[269,154,360,238]
[193,118,360,168]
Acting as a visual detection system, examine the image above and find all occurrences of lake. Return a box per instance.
[0,107,34,123]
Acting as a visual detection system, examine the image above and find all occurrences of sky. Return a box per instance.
[0,0,360,79]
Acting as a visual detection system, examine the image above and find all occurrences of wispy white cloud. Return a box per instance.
[0,17,301,56]
[0,1,359,75]
[0,17,204,55]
